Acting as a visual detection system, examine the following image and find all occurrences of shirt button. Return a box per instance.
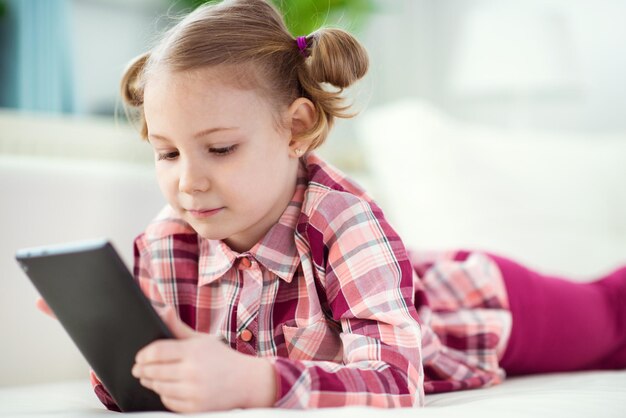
[239,257,252,269]
[240,329,253,342]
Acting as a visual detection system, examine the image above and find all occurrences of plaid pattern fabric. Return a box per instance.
[91,152,511,410]
[408,250,511,393]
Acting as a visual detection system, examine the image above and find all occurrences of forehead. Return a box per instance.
[146,67,250,100]
[146,70,253,112]
[143,66,286,127]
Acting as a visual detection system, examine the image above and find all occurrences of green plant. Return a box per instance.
[176,0,375,35]
[0,0,6,18]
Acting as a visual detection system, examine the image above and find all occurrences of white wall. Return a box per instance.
[69,0,171,115]
[65,0,626,134]
[360,0,626,133]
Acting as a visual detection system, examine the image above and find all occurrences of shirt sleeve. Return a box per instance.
[271,192,425,408]
[90,370,121,412]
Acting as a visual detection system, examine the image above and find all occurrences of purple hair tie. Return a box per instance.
[296,36,309,57]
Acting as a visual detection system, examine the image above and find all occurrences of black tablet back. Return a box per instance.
[16,239,173,412]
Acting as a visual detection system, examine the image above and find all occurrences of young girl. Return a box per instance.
[39,0,626,412]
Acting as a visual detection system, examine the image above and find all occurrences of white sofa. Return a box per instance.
[1,107,625,417]
[0,110,164,388]
[357,99,626,280]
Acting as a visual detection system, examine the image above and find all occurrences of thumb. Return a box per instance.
[161,306,196,339]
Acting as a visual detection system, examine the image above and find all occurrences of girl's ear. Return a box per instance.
[286,97,316,157]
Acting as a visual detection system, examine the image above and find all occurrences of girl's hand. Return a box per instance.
[35,297,56,319]
[132,307,276,413]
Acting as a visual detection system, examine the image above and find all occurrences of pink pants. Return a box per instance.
[454,250,626,375]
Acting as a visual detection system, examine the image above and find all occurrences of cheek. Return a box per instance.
[220,171,256,204]
[155,167,179,204]
[222,163,274,204]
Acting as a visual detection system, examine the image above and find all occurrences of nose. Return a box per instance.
[178,157,210,194]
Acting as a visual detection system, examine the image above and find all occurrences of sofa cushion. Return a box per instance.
[357,99,626,279]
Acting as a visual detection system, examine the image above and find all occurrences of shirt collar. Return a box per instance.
[197,160,307,286]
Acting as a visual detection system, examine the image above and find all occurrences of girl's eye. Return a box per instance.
[156,151,179,161]
[210,144,238,156]
[155,145,237,161]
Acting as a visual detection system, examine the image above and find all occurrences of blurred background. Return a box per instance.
[2,0,625,129]
[1,0,626,386]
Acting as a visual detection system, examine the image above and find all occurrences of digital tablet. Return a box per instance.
[15,239,173,412]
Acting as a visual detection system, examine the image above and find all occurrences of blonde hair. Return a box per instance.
[120,0,368,150]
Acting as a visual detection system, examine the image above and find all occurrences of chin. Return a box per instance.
[191,225,229,241]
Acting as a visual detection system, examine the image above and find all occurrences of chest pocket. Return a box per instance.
[282,318,343,362]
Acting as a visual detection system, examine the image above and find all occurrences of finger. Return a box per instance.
[132,362,184,382]
[160,395,198,414]
[136,340,185,364]
[140,378,192,402]
[35,297,56,319]
[161,307,196,339]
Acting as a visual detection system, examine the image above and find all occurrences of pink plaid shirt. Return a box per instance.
[93,152,511,410]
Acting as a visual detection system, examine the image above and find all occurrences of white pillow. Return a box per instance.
[357,99,626,279]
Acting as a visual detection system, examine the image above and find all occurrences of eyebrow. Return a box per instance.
[148,127,239,142]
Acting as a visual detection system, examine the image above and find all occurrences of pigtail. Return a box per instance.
[307,28,368,89]
[120,52,150,140]
[295,28,369,150]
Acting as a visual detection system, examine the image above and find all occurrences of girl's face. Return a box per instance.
[143,68,302,253]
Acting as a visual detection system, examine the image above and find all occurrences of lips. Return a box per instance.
[187,207,224,218]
